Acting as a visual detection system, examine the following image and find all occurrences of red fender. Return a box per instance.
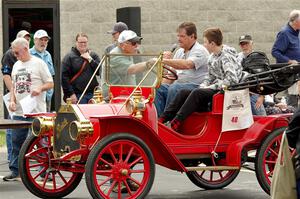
[225,115,289,166]
[91,116,187,172]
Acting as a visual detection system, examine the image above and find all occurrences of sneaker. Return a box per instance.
[40,172,53,182]
[3,173,19,181]
[128,180,139,191]
[112,180,139,193]
[170,118,182,132]
[112,183,127,193]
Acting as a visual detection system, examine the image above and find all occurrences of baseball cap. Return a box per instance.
[239,34,252,43]
[107,22,128,34]
[118,30,143,43]
[34,29,51,39]
[16,30,30,39]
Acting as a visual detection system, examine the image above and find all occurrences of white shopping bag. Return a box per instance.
[222,88,254,132]
[271,132,297,199]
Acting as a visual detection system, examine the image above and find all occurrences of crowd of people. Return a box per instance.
[1,9,300,184]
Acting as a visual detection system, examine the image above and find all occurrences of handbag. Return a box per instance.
[63,60,88,102]
[271,132,297,199]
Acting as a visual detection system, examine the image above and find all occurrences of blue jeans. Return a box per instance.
[76,93,93,104]
[6,129,12,162]
[6,114,12,162]
[155,83,198,117]
[250,94,266,116]
[9,115,32,176]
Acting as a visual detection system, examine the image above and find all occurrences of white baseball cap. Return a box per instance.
[118,30,142,44]
[16,30,30,39]
[34,29,51,39]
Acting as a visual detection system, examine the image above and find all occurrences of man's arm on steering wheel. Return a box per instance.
[162,59,195,69]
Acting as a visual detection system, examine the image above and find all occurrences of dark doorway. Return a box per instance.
[2,0,60,115]
[8,8,54,56]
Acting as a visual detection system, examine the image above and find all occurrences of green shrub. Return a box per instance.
[0,131,6,147]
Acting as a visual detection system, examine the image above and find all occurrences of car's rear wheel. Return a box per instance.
[255,127,288,195]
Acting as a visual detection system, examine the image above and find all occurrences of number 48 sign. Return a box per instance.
[231,116,238,123]
[222,89,253,132]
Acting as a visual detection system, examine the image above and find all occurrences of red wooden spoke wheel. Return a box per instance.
[85,133,155,199]
[255,127,291,195]
[186,159,240,189]
[19,134,83,198]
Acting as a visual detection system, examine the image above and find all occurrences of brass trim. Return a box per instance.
[32,116,54,137]
[54,104,94,158]
[69,120,94,141]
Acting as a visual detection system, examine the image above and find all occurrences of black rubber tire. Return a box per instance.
[85,133,155,199]
[255,127,286,195]
[186,168,240,190]
[19,134,83,198]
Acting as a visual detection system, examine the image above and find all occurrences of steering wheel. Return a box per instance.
[162,65,178,80]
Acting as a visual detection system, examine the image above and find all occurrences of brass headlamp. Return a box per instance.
[32,117,54,136]
[69,120,94,141]
[126,90,147,119]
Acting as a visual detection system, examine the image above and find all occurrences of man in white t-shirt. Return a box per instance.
[3,37,53,181]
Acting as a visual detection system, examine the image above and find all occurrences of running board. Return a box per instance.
[186,166,240,171]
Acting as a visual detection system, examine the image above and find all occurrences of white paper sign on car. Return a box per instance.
[222,88,254,132]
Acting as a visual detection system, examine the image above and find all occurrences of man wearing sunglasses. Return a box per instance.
[109,30,143,85]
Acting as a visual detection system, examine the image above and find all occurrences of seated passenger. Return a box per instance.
[159,27,243,132]
[237,34,266,116]
[154,22,209,117]
[264,94,295,115]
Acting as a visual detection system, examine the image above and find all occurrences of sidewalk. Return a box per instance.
[0,146,9,180]
[0,146,7,153]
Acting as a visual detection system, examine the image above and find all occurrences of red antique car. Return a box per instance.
[19,53,299,199]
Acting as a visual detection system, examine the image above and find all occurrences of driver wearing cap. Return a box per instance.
[108,30,148,85]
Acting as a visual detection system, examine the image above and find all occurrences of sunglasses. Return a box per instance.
[126,41,137,46]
